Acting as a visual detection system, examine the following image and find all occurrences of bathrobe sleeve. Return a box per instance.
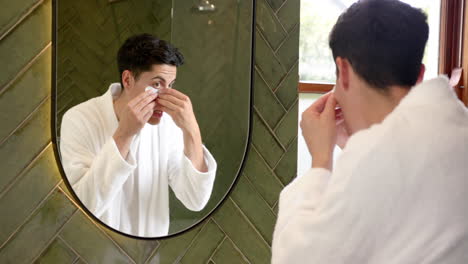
[60,108,136,217]
[166,119,217,211]
[272,133,393,264]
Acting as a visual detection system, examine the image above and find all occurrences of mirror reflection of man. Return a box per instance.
[273,0,468,263]
[60,34,217,237]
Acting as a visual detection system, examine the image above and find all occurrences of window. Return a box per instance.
[300,0,442,87]
[297,0,466,176]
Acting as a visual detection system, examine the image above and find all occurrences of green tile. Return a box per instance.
[265,0,286,12]
[231,175,277,245]
[168,188,210,236]
[277,0,300,33]
[34,237,78,264]
[274,137,298,186]
[212,199,271,264]
[244,147,284,207]
[274,100,298,148]
[255,30,286,90]
[59,182,75,202]
[0,46,51,141]
[273,202,279,216]
[57,50,106,101]
[251,112,284,168]
[58,40,104,87]
[275,63,299,109]
[102,226,160,264]
[0,0,51,89]
[256,0,287,50]
[0,190,77,264]
[59,211,133,264]
[0,146,62,245]
[254,70,286,129]
[147,223,203,264]
[212,238,250,264]
[73,258,87,264]
[0,0,300,263]
[167,0,253,237]
[109,1,137,29]
[59,3,110,49]
[179,220,225,263]
[0,0,40,46]
[0,98,51,193]
[151,0,172,41]
[58,67,101,103]
[277,24,299,73]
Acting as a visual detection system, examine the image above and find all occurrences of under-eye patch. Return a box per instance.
[145,86,159,95]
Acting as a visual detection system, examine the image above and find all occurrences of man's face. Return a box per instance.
[129,64,177,125]
[333,62,360,135]
[334,81,352,134]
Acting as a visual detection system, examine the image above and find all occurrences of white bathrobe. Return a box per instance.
[272,77,468,263]
[60,83,217,237]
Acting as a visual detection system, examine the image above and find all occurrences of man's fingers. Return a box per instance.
[157,105,176,117]
[141,102,156,117]
[159,88,188,101]
[336,117,345,126]
[133,92,158,111]
[158,93,185,107]
[143,108,154,122]
[129,90,157,108]
[307,92,333,114]
[154,105,163,111]
[157,98,179,112]
[324,93,337,117]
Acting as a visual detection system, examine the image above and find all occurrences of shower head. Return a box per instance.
[193,0,216,12]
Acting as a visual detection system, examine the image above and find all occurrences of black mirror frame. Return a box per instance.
[51,0,256,240]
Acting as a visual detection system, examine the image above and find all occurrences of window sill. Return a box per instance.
[298,82,334,93]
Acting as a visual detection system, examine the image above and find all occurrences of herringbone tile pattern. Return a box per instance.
[0,0,299,263]
[56,0,171,133]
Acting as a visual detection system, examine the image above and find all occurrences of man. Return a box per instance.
[60,34,217,237]
[273,0,468,263]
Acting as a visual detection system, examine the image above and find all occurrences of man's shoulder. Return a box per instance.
[61,92,110,134]
[63,96,102,121]
[338,120,402,173]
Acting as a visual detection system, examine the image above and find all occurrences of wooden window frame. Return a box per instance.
[461,0,468,105]
[298,82,334,94]
[299,0,468,106]
[440,0,466,105]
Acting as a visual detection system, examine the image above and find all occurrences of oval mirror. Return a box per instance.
[52,0,254,238]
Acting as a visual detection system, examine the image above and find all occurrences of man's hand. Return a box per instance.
[156,88,207,172]
[335,107,350,149]
[300,92,337,170]
[115,89,158,138]
[113,90,158,158]
[156,88,198,133]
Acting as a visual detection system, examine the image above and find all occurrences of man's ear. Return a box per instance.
[121,70,135,90]
[416,64,425,84]
[336,57,350,91]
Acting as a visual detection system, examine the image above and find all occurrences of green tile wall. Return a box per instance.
[56,0,172,131]
[55,0,253,234]
[168,0,253,232]
[0,0,299,263]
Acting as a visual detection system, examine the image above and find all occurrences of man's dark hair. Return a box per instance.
[329,0,429,93]
[117,33,184,87]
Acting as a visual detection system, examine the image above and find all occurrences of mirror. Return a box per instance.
[53,0,254,238]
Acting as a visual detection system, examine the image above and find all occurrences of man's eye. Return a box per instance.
[154,83,161,88]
